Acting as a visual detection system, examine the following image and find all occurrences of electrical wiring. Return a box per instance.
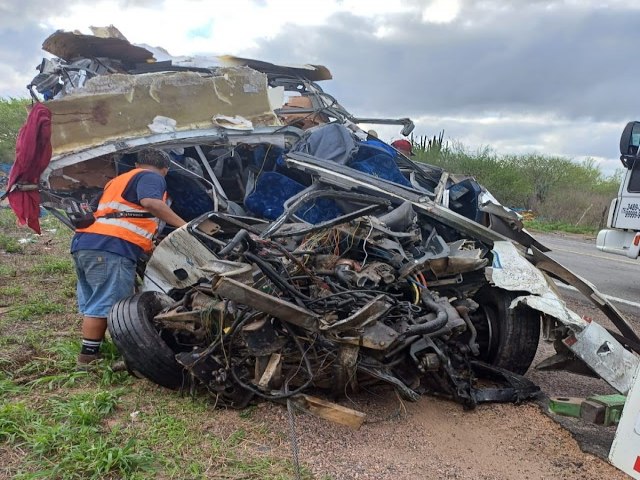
[361,223,374,267]
[228,317,314,400]
[408,275,421,305]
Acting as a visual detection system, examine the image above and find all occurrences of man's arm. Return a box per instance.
[139,198,187,228]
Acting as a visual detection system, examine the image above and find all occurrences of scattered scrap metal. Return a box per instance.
[22,26,640,425]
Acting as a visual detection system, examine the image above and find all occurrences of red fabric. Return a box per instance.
[391,139,414,156]
[7,103,52,234]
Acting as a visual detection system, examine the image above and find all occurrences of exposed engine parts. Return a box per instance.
[110,204,542,411]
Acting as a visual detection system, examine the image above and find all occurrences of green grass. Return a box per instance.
[29,257,75,275]
[0,282,305,479]
[134,406,309,479]
[0,264,17,277]
[0,336,155,479]
[8,338,130,390]
[60,275,77,298]
[40,214,74,238]
[0,233,22,253]
[524,219,597,235]
[0,208,19,229]
[1,390,155,480]
[0,285,23,296]
[6,295,65,320]
[0,374,25,397]
[15,338,84,378]
[239,404,258,419]
[1,384,308,479]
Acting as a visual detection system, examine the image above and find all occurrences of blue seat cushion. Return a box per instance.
[349,143,412,187]
[245,171,341,222]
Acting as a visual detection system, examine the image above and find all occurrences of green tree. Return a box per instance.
[0,97,29,164]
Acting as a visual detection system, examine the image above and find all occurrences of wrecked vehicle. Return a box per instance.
[15,28,640,411]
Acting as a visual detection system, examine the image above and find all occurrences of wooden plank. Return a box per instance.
[292,394,366,430]
[580,400,606,425]
[258,353,282,390]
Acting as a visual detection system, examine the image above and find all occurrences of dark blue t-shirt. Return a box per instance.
[71,170,167,261]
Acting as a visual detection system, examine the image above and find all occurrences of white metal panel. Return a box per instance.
[564,321,639,394]
[612,196,640,230]
[612,168,640,230]
[610,363,640,478]
[596,229,640,258]
[607,197,617,228]
[141,225,218,294]
[486,241,549,296]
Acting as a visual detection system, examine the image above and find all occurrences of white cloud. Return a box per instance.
[422,0,461,23]
[43,0,417,56]
[0,64,33,98]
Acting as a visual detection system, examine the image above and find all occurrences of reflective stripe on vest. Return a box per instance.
[93,217,155,240]
[97,201,141,212]
[76,168,166,252]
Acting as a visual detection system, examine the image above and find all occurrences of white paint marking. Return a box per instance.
[555,281,640,309]
[547,247,639,266]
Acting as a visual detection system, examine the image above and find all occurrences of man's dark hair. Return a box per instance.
[136,148,171,169]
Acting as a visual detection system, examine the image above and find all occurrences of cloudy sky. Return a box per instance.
[1,0,637,174]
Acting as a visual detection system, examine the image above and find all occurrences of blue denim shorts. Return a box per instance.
[73,250,136,318]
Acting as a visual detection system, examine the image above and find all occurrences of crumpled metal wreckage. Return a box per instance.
[28,27,640,420]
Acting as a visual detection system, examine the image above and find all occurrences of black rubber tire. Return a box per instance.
[471,286,541,375]
[108,291,186,389]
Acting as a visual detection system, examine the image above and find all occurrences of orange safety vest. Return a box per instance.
[77,168,168,252]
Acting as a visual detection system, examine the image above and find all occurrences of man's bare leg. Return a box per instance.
[78,316,107,365]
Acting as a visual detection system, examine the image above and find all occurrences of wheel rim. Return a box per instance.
[470,302,499,361]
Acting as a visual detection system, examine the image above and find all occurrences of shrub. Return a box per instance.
[414,138,620,230]
[0,97,29,164]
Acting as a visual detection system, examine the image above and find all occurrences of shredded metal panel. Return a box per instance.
[42,29,154,63]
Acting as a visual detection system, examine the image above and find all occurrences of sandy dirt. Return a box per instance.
[251,294,637,479]
[257,392,625,479]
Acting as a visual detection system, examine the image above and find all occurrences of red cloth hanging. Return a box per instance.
[7,103,52,234]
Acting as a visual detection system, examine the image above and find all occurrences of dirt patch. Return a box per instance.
[257,389,626,480]
[528,230,597,243]
[253,292,636,479]
[0,446,28,480]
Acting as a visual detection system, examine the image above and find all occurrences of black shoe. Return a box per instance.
[76,352,102,370]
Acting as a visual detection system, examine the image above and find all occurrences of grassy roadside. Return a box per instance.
[0,209,310,480]
[523,219,598,236]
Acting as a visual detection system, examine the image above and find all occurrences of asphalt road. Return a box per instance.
[530,231,640,320]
